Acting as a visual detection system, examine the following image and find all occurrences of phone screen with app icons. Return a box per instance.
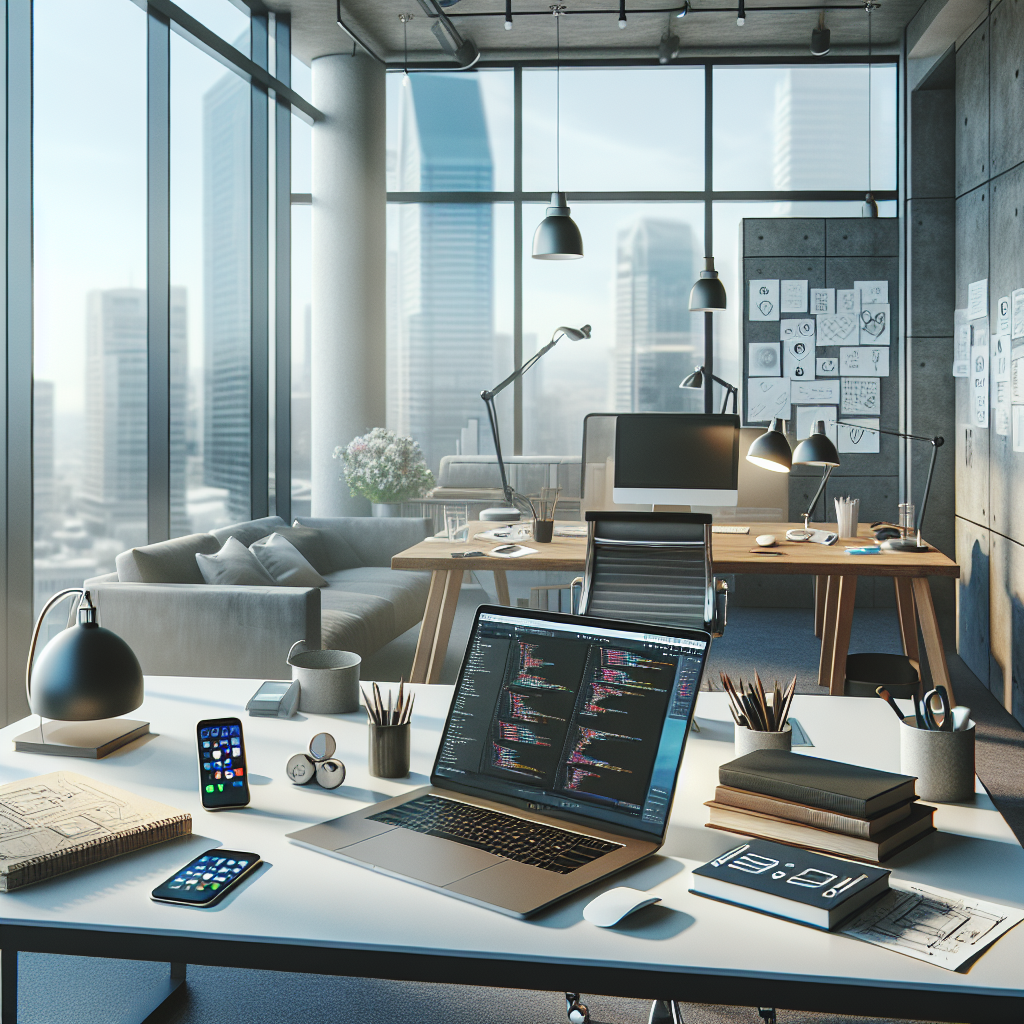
[151,849,261,906]
[196,717,250,809]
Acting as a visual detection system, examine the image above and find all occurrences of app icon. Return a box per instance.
[226,860,235,865]
[211,882,220,889]
[205,785,214,793]
[235,767,244,777]
[202,741,210,749]
[237,860,248,867]
[230,725,240,736]
[203,762,211,771]
[212,749,221,759]
[224,770,234,780]
[232,747,241,758]
[232,780,243,787]
[214,771,222,780]
[217,784,224,791]
[200,728,210,738]
[211,727,220,737]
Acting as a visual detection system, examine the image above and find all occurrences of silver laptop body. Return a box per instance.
[288,605,710,918]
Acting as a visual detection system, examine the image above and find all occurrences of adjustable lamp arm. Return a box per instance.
[708,372,738,414]
[802,465,834,528]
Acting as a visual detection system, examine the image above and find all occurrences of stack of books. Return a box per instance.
[705,750,935,863]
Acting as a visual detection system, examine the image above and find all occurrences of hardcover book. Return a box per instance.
[0,772,191,891]
[691,838,890,929]
[718,750,917,818]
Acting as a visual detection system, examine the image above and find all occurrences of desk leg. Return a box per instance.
[425,569,464,686]
[912,577,956,706]
[409,571,447,685]
[814,576,827,637]
[2,949,16,1024]
[828,576,858,696]
[493,569,510,606]
[894,577,921,663]
[817,576,839,688]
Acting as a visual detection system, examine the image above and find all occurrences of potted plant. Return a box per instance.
[334,428,435,517]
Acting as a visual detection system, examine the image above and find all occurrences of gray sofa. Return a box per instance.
[84,515,432,680]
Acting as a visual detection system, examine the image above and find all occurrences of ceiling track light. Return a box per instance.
[619,0,627,29]
[675,2,689,16]
[811,10,830,55]
[736,0,745,25]
[505,0,513,29]
[658,14,680,63]
[426,0,480,68]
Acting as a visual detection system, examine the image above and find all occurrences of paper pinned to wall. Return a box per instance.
[810,288,834,315]
[780,319,815,342]
[1014,406,1024,453]
[837,418,880,454]
[795,405,837,443]
[836,289,859,315]
[1012,288,1024,340]
[968,279,988,320]
[840,347,889,376]
[953,321,971,377]
[859,303,890,345]
[783,338,815,380]
[991,334,1010,406]
[1012,350,1024,404]
[816,313,858,346]
[840,377,881,415]
[816,356,839,377]
[994,381,1011,436]
[792,379,840,404]
[780,280,808,313]
[997,295,1011,337]
[747,377,791,422]
[971,338,989,429]
[749,280,780,321]
[854,281,888,304]
[749,341,781,376]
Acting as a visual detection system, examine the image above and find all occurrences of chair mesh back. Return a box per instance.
[586,544,708,629]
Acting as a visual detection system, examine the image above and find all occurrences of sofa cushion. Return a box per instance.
[117,533,221,584]
[272,524,336,574]
[250,533,327,587]
[295,517,429,569]
[196,537,278,586]
[209,516,288,549]
[319,568,430,657]
[289,519,363,572]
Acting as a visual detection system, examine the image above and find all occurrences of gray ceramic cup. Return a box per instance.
[287,641,361,714]
[734,723,792,758]
[900,717,975,802]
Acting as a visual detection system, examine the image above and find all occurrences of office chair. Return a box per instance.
[575,512,727,637]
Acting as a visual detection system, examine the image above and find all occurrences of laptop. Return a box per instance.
[287,605,710,918]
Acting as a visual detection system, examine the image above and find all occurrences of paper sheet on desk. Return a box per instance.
[489,545,538,558]
[839,881,1024,971]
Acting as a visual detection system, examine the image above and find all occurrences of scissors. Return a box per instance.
[919,688,953,731]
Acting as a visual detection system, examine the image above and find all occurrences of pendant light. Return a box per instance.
[862,1,880,218]
[399,13,412,86]
[505,0,513,29]
[532,5,584,260]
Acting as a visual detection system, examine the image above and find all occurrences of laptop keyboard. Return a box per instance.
[368,795,622,874]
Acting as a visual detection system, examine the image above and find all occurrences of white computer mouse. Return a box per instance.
[582,887,661,928]
[755,534,777,547]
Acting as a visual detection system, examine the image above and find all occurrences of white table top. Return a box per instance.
[0,681,1021,1002]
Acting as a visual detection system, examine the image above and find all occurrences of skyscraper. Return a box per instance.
[33,380,55,540]
[613,219,701,414]
[80,288,188,545]
[394,74,494,473]
[203,67,251,520]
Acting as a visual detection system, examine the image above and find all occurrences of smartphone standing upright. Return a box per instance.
[197,718,250,810]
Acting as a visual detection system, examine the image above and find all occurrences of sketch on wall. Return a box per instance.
[817,356,839,377]
[816,314,858,346]
[796,405,837,443]
[791,380,840,405]
[784,338,815,379]
[854,280,888,304]
[749,342,781,376]
[749,280,780,321]
[840,377,880,415]
[837,289,859,314]
[859,304,890,345]
[840,347,889,377]
[810,288,835,315]
[780,280,808,313]
[747,378,791,422]
[837,417,880,454]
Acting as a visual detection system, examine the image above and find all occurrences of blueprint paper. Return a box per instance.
[840,377,881,415]
[840,881,1024,971]
[816,314,859,347]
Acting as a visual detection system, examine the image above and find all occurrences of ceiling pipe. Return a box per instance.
[335,0,385,62]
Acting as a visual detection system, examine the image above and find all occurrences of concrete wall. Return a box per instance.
[738,218,899,610]
[950,0,1024,725]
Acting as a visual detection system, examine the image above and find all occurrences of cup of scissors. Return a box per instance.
[899,687,975,802]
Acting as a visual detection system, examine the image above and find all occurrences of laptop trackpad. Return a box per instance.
[343,829,504,885]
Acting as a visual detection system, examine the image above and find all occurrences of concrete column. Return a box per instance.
[310,53,386,516]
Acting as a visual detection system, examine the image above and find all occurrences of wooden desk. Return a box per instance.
[392,522,961,697]
[1,680,1017,1024]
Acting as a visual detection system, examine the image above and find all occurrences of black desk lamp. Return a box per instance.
[679,366,738,414]
[479,324,592,522]
[16,589,147,757]
[836,421,944,552]
[792,420,841,528]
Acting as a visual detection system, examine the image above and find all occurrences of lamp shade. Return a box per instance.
[29,612,143,722]
[532,193,583,260]
[689,258,727,311]
[679,366,703,389]
[793,421,840,467]
[746,417,793,473]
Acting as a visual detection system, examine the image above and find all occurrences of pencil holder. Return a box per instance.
[899,717,975,803]
[533,519,554,544]
[369,722,411,779]
[734,723,791,758]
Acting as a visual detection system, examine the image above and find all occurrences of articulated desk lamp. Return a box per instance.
[479,324,592,522]
[679,366,738,414]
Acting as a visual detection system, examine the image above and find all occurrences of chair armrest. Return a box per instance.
[89,583,321,679]
[294,517,431,567]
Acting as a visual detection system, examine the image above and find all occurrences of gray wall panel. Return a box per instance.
[743,219,824,258]
[824,219,899,257]
[955,22,990,197]
[906,198,955,336]
[989,0,1024,179]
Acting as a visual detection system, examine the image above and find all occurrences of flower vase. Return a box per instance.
[371,502,403,518]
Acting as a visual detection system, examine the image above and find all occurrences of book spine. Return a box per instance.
[718,767,865,816]
[715,788,871,838]
[705,822,879,864]
[1,815,192,892]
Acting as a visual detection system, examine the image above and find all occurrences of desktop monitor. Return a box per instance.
[612,413,740,506]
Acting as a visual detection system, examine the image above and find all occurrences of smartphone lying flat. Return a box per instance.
[197,717,250,810]
[151,849,261,907]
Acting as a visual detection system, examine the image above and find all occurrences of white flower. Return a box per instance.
[333,429,434,504]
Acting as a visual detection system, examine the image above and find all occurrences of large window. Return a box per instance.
[386,62,898,466]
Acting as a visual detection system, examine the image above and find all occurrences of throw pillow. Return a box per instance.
[125,533,222,584]
[209,516,288,549]
[249,533,327,587]
[271,524,333,574]
[195,537,278,586]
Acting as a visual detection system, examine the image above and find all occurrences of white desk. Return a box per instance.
[0,680,1021,1024]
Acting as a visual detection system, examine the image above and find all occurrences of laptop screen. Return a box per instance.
[432,607,708,837]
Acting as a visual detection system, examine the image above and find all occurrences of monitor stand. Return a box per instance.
[652,504,692,513]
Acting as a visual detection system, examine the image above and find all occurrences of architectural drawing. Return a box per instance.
[810,288,834,315]
[780,280,808,313]
[836,289,859,315]
[840,377,880,415]
[841,882,1024,971]
[816,314,858,346]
